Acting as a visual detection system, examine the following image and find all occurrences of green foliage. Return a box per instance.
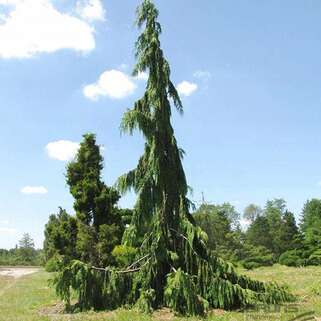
[278,211,299,252]
[308,249,321,266]
[279,250,304,267]
[0,233,44,266]
[135,289,156,314]
[112,245,138,267]
[52,260,107,311]
[45,254,64,272]
[115,0,292,314]
[194,203,243,262]
[300,199,321,264]
[0,245,43,266]
[301,199,321,233]
[164,268,208,316]
[44,207,78,264]
[50,134,127,308]
[46,133,124,268]
[246,216,273,251]
[245,200,299,261]
[240,244,274,270]
[17,233,37,264]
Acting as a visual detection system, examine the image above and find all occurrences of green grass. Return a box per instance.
[0,265,320,321]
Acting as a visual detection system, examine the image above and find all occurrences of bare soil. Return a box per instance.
[0,266,40,278]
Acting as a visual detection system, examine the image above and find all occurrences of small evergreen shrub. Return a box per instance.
[279,250,303,267]
[45,257,59,272]
[308,249,321,266]
[241,245,274,270]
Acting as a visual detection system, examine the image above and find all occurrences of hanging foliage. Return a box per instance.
[52,0,294,316]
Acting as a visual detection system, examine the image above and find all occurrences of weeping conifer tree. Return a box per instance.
[53,0,293,315]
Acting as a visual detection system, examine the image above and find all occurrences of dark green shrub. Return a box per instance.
[279,250,303,267]
[308,249,321,266]
[45,256,60,272]
[240,245,274,270]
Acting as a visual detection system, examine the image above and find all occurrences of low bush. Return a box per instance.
[308,249,321,266]
[45,255,61,272]
[279,250,304,267]
[240,245,274,270]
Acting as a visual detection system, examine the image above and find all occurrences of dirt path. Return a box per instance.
[0,267,40,297]
[0,267,39,278]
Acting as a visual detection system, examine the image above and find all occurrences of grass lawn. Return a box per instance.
[0,265,320,321]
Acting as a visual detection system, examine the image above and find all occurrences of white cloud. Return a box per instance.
[0,227,17,234]
[0,220,9,225]
[77,0,105,21]
[84,69,136,100]
[21,186,48,194]
[0,0,95,59]
[177,81,198,97]
[193,70,211,80]
[46,140,79,161]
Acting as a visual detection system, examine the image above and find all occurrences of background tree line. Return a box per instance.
[3,192,321,271]
[194,198,321,269]
[0,233,42,266]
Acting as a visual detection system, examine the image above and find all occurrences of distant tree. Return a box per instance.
[263,198,286,257]
[17,233,36,264]
[246,216,273,251]
[243,204,262,223]
[300,199,321,260]
[219,203,240,230]
[301,199,321,233]
[245,199,300,260]
[278,211,299,253]
[265,198,287,214]
[194,203,242,261]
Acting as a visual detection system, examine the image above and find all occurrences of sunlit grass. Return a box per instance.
[0,265,320,321]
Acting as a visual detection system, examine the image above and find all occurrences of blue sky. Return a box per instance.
[1,0,321,249]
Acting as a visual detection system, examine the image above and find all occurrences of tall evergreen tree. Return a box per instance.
[278,211,299,253]
[17,233,36,264]
[66,133,123,266]
[53,1,292,315]
[116,0,291,313]
[300,199,321,256]
[263,198,286,257]
[246,216,273,251]
[301,199,321,233]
